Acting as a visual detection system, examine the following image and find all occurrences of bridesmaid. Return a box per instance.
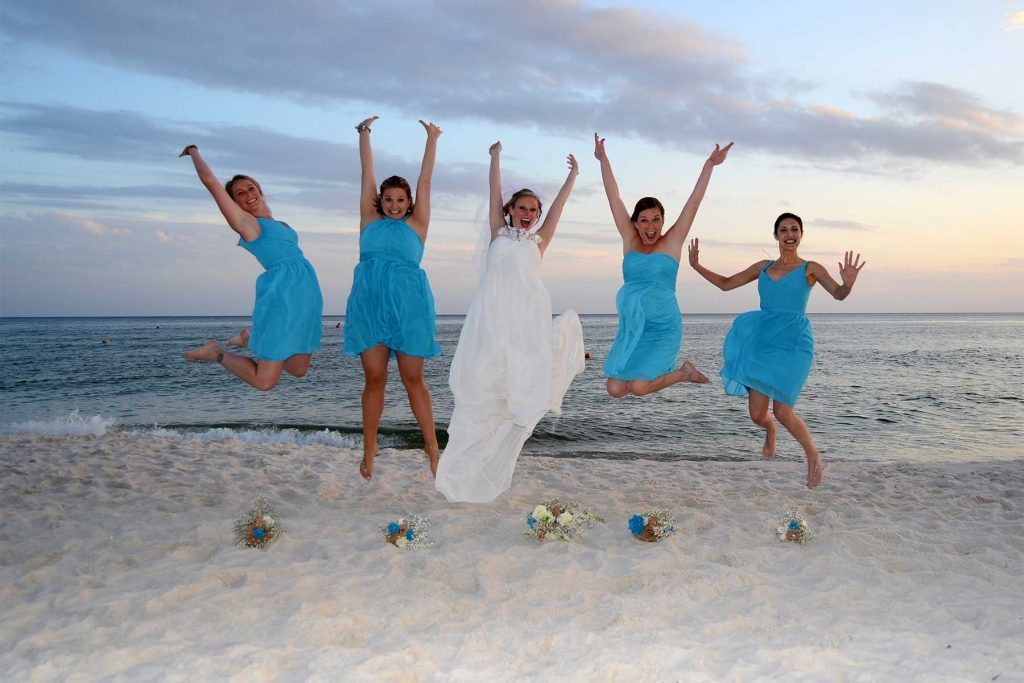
[688,213,865,487]
[343,116,442,480]
[594,132,732,397]
[179,145,323,390]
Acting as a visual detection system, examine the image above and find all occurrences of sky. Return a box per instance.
[1,0,1022,316]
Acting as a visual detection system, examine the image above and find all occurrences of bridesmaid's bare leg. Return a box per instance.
[359,345,390,480]
[226,328,250,348]
[747,389,777,459]
[606,361,708,398]
[396,352,439,477]
[772,401,823,488]
[185,340,284,391]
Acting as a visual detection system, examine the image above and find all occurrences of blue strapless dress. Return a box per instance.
[343,216,441,358]
[721,261,814,406]
[604,252,682,381]
[238,218,323,361]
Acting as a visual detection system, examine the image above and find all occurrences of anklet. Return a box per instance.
[216,353,224,363]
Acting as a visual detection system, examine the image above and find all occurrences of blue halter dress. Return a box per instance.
[238,218,323,361]
[604,252,682,381]
[343,216,441,358]
[720,260,814,406]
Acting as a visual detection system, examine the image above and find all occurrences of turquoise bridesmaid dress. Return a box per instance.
[604,252,682,381]
[238,218,323,361]
[720,260,814,405]
[343,216,441,358]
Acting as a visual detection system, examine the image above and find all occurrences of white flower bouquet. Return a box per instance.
[525,499,603,542]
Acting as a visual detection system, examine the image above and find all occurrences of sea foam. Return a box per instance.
[0,411,116,436]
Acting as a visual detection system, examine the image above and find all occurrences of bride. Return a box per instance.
[435,142,585,503]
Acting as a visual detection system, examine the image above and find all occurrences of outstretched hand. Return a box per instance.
[179,144,198,158]
[707,142,734,166]
[838,251,866,286]
[420,120,443,139]
[356,115,379,132]
[593,132,607,161]
[566,153,579,176]
[688,238,701,268]
[489,140,502,156]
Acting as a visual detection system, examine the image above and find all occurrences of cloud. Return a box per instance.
[811,218,876,231]
[2,0,1020,167]
[870,81,1024,136]
[1006,10,1024,30]
[0,103,487,213]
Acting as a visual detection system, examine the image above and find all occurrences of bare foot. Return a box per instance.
[226,328,250,348]
[807,453,824,488]
[681,360,709,384]
[762,423,777,460]
[184,340,222,362]
[359,443,379,481]
[424,445,439,478]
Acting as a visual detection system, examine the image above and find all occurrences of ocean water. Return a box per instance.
[1,314,1021,463]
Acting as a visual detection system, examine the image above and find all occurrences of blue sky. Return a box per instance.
[1,0,1022,315]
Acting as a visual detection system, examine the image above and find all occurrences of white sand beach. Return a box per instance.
[2,433,1022,682]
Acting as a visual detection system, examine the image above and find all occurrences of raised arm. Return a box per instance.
[662,143,733,252]
[687,238,764,291]
[179,145,259,242]
[534,153,579,253]
[357,116,380,229]
[807,252,865,300]
[488,141,505,237]
[594,133,634,244]
[407,120,442,239]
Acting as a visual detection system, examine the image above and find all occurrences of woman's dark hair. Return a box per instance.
[374,175,414,216]
[225,174,263,197]
[502,189,543,226]
[630,197,665,222]
[773,212,803,236]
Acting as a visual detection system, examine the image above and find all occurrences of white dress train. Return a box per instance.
[435,228,585,503]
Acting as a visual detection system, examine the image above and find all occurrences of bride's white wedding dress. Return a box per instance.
[435,227,585,503]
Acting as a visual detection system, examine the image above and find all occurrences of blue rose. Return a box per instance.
[387,522,400,535]
[527,515,536,529]
[629,515,646,536]
[405,529,415,540]
[788,520,801,531]
[252,527,267,540]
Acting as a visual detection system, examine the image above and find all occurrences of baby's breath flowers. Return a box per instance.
[380,515,433,550]
[234,497,280,549]
[777,511,812,544]
[525,499,602,542]
[628,508,678,542]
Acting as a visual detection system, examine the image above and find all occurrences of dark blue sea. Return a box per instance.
[1,314,1021,463]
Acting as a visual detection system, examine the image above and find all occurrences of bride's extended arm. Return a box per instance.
[488,141,505,239]
[535,153,579,251]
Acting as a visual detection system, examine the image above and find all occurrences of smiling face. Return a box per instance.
[376,176,414,218]
[633,207,665,245]
[774,217,804,251]
[380,187,411,219]
[227,176,268,216]
[509,196,541,229]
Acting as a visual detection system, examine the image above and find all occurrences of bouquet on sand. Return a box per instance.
[525,499,603,542]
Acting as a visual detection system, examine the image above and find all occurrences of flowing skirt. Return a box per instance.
[436,240,584,503]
